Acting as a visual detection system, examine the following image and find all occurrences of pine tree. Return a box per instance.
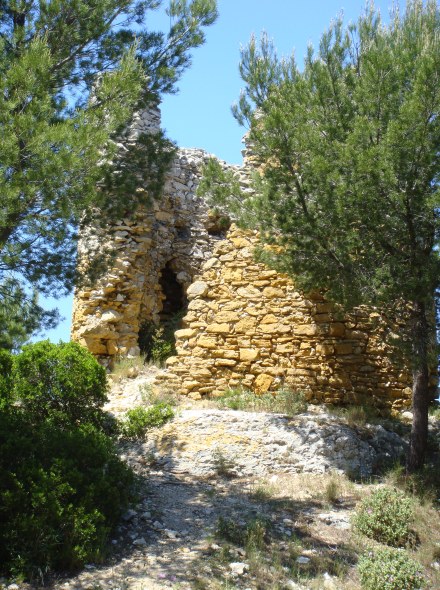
[0,0,218,342]
[200,0,439,471]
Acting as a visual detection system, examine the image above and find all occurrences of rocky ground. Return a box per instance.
[27,369,439,590]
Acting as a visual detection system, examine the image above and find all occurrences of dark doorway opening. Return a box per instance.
[138,262,188,363]
[159,262,187,320]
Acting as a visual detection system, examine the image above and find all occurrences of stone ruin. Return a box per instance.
[72,104,432,412]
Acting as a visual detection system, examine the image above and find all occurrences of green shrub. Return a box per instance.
[353,488,413,547]
[12,341,108,428]
[358,547,426,590]
[0,410,133,579]
[121,402,174,438]
[218,387,307,416]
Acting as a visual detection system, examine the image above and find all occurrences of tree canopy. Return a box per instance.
[200,0,439,470]
[0,0,218,343]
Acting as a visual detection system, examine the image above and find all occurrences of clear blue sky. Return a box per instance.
[41,0,406,343]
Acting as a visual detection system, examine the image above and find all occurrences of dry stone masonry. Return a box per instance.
[158,227,416,411]
[72,104,427,410]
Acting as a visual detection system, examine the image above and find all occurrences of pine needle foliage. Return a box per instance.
[0,0,218,342]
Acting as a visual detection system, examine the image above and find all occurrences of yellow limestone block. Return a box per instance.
[329,323,346,337]
[239,348,259,362]
[207,323,231,334]
[214,311,241,323]
[197,337,218,349]
[175,328,195,339]
[294,324,319,336]
[235,316,257,333]
[254,373,274,394]
[262,287,284,299]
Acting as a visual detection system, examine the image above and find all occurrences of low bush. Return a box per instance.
[358,547,426,590]
[12,340,108,428]
[121,402,174,438]
[353,487,413,547]
[0,410,133,579]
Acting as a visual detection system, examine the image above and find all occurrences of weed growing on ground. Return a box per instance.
[251,481,276,502]
[324,475,341,504]
[212,448,237,478]
[327,404,380,427]
[139,383,179,407]
[215,516,268,550]
[112,355,147,381]
[217,387,307,416]
[385,462,440,505]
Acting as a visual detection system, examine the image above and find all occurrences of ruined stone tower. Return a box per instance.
[72,104,429,411]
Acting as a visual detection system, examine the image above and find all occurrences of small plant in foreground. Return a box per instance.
[139,383,179,407]
[353,487,413,547]
[251,481,276,502]
[121,403,174,438]
[358,547,426,590]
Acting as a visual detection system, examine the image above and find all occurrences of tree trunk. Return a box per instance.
[407,300,430,472]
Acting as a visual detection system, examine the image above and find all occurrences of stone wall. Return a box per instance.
[156,225,417,411]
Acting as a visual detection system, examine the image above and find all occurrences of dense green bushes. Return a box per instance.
[12,340,108,428]
[353,488,413,547]
[358,547,426,590]
[354,487,428,589]
[0,341,134,581]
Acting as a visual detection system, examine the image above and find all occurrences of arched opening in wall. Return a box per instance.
[138,261,188,363]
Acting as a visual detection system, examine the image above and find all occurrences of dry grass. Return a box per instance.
[254,471,361,504]
[111,354,148,382]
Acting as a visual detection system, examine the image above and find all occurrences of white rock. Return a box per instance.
[186,281,209,298]
[296,556,310,565]
[132,537,147,546]
[101,309,121,323]
[229,562,249,576]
